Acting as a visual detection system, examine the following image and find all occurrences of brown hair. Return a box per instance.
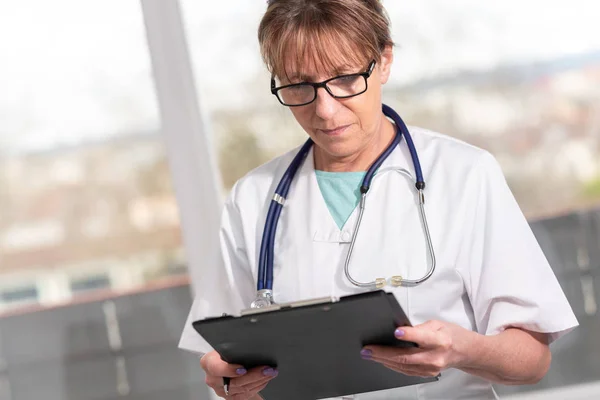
[258,0,394,81]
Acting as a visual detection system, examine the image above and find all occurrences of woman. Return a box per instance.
[179,0,578,399]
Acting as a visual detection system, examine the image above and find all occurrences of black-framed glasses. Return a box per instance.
[270,60,376,107]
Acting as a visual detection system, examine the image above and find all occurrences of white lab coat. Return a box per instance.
[179,126,578,399]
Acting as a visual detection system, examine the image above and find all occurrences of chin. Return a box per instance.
[317,141,359,159]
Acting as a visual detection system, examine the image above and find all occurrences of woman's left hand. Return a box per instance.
[360,320,475,377]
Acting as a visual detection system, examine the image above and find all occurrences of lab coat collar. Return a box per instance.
[295,131,416,242]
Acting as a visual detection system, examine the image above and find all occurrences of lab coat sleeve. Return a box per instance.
[463,151,578,344]
[178,182,256,356]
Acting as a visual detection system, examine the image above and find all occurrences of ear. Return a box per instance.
[379,45,394,85]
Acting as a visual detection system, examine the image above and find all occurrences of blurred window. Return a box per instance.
[0,284,39,305]
[0,0,187,312]
[70,274,111,294]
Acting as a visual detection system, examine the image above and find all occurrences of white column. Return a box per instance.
[139,0,224,297]
[140,3,226,398]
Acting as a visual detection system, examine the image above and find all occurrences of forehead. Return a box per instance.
[275,28,369,81]
[282,56,360,81]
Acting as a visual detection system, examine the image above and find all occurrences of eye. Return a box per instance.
[330,75,361,87]
[337,76,358,84]
[286,84,311,94]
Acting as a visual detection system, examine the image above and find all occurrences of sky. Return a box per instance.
[0,0,599,153]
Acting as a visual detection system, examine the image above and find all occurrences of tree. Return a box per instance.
[216,115,269,190]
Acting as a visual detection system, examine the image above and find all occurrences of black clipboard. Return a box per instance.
[192,290,439,399]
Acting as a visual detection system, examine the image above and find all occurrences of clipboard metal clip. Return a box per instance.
[241,295,340,316]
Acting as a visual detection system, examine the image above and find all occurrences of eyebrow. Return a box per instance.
[286,73,312,82]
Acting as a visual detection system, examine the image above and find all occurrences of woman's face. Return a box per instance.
[281,46,394,164]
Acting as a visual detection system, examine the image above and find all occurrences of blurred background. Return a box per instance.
[0,0,598,399]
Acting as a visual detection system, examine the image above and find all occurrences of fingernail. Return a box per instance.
[262,367,278,377]
[236,368,247,375]
[395,328,405,338]
[360,349,372,359]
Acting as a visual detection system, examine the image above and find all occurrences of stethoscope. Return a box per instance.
[251,104,436,308]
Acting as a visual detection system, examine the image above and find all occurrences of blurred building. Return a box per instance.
[387,50,600,216]
[0,133,185,312]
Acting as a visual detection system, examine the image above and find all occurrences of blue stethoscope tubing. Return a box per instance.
[253,104,435,307]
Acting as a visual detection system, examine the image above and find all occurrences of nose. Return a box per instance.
[313,86,338,120]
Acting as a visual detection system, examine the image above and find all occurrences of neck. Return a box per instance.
[314,113,396,172]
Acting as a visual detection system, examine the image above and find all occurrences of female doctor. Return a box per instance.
[179,0,578,399]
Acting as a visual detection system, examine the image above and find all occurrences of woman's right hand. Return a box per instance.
[200,350,278,399]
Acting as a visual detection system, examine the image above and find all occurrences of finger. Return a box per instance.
[380,361,431,377]
[394,324,447,349]
[205,375,241,398]
[370,352,415,366]
[231,366,278,388]
[371,352,436,368]
[365,352,439,378]
[361,345,420,362]
[201,352,248,378]
[229,382,269,400]
[205,375,226,391]
[228,375,272,395]
[363,346,437,368]
[245,379,270,394]
[367,348,446,378]
[376,357,439,377]
[209,383,227,399]
[364,344,433,367]
[231,391,264,400]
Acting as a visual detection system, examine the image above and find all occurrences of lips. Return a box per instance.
[318,124,350,136]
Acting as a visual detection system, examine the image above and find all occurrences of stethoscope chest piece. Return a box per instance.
[251,289,275,309]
